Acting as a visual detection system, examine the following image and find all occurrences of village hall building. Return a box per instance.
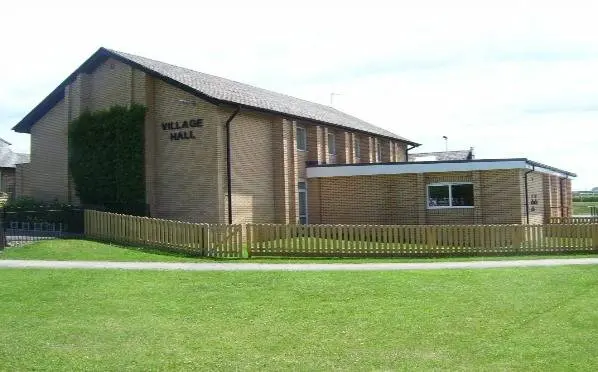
[12,47,575,225]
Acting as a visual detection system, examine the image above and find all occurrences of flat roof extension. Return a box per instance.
[306,158,576,178]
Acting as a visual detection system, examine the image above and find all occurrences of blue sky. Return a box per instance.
[1,0,597,189]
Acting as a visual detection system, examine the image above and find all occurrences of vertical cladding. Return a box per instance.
[152,79,223,223]
[230,110,276,223]
[29,99,69,202]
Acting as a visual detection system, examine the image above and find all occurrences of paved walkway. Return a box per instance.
[1,258,598,271]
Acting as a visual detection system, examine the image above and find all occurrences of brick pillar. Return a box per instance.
[351,133,359,163]
[144,75,157,216]
[289,120,299,223]
[316,126,325,165]
[272,119,294,223]
[323,127,330,164]
[339,132,351,164]
[368,136,375,163]
[473,171,483,224]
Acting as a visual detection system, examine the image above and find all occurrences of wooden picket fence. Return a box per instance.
[550,216,598,224]
[246,223,598,257]
[83,210,598,258]
[84,210,243,257]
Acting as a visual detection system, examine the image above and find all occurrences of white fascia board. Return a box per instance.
[524,163,573,178]
[306,160,528,178]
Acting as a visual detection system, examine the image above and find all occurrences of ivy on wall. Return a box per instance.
[68,104,146,211]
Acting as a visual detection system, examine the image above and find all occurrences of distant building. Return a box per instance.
[0,138,30,200]
[408,148,474,162]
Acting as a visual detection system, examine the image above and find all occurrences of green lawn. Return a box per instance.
[2,239,597,263]
[1,267,598,370]
[573,201,598,215]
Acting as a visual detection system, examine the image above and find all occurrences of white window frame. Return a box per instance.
[327,131,336,155]
[427,182,474,209]
[296,126,307,151]
[298,180,308,224]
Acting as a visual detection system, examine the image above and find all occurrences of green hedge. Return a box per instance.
[573,196,598,202]
[68,105,146,209]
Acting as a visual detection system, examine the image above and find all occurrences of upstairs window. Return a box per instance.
[298,181,308,224]
[296,127,306,151]
[375,140,382,162]
[427,183,474,208]
[327,132,336,155]
[354,137,361,161]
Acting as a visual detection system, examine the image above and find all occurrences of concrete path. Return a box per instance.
[1,258,598,271]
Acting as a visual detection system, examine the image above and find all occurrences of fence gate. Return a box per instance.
[0,208,85,248]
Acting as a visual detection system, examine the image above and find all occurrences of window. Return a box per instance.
[327,132,336,155]
[427,183,474,208]
[375,140,382,162]
[298,181,308,224]
[296,127,306,151]
[354,137,361,161]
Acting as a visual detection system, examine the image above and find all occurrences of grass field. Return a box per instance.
[1,267,598,370]
[573,201,598,215]
[2,239,597,263]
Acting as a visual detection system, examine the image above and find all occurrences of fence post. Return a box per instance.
[511,225,522,253]
[246,224,252,258]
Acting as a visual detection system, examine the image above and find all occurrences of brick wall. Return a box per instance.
[0,168,16,199]
[29,99,69,202]
[309,169,538,225]
[22,55,415,226]
[524,171,545,224]
[89,58,134,112]
[15,163,31,198]
[151,79,224,223]
[479,169,523,224]
[229,109,276,224]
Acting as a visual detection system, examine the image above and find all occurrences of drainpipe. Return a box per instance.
[559,176,568,217]
[405,144,418,162]
[524,166,535,224]
[225,106,241,225]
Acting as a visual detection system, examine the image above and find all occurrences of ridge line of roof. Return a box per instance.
[12,47,420,145]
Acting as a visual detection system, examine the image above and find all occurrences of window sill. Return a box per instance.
[427,206,475,210]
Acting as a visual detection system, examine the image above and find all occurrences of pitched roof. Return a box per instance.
[408,149,474,162]
[13,47,419,145]
[0,145,29,168]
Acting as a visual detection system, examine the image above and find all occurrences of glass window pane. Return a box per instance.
[298,191,307,216]
[354,139,361,159]
[428,185,450,207]
[328,132,336,155]
[451,184,474,206]
[298,181,306,190]
[296,127,306,151]
[299,216,307,225]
